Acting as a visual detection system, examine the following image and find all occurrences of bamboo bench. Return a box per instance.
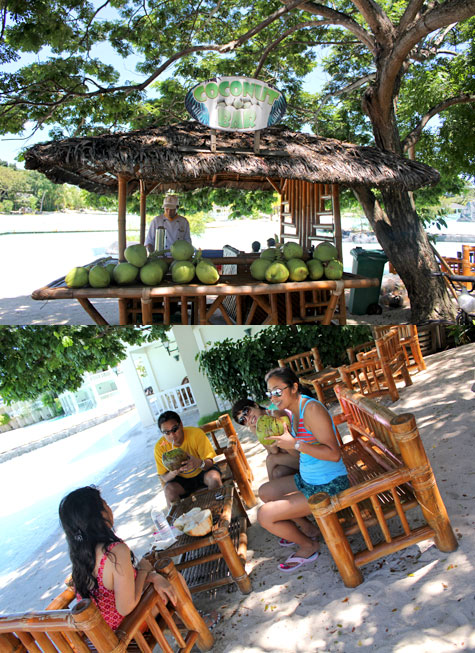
[202,414,257,509]
[307,385,457,587]
[0,559,214,653]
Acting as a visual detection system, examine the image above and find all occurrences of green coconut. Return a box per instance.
[65,267,89,288]
[196,260,220,284]
[140,260,164,286]
[89,265,110,288]
[125,244,148,268]
[250,258,272,281]
[260,247,278,261]
[325,258,344,280]
[286,258,309,282]
[171,240,194,261]
[162,448,190,471]
[265,261,290,284]
[104,262,117,278]
[113,262,139,285]
[313,242,339,262]
[172,260,195,283]
[283,242,304,261]
[307,259,324,280]
[255,414,290,446]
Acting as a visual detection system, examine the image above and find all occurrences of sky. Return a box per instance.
[0,4,329,166]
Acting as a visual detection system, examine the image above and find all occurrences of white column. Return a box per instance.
[172,327,219,416]
[120,355,155,426]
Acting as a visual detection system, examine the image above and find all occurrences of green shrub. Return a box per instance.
[197,410,232,427]
[0,413,11,426]
[197,325,372,404]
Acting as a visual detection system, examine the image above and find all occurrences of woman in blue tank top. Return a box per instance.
[257,367,349,572]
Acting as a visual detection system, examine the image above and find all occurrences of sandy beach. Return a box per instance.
[1,343,473,652]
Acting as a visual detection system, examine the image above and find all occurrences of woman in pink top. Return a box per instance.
[59,486,177,629]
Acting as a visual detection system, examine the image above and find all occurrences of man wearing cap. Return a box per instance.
[145,194,192,253]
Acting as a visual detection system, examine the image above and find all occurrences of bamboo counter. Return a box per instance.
[31,256,379,325]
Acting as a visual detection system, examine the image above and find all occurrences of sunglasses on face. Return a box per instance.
[266,385,290,398]
[162,424,180,436]
[237,406,251,426]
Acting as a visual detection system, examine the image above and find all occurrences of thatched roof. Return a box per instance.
[24,121,439,195]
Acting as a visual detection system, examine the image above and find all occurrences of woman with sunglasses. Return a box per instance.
[232,398,299,482]
[257,367,349,573]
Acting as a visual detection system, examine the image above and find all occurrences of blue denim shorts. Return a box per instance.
[294,472,350,500]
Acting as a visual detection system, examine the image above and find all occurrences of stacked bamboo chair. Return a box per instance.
[307,386,458,587]
[278,346,341,405]
[338,328,412,402]
[0,559,214,653]
[371,325,426,374]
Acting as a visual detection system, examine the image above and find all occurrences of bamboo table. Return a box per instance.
[31,256,379,325]
[147,485,251,595]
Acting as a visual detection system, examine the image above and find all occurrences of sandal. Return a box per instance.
[279,551,320,573]
[278,538,295,547]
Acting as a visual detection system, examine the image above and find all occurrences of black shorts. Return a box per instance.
[166,464,222,497]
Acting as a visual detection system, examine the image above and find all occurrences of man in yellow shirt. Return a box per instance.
[154,410,223,506]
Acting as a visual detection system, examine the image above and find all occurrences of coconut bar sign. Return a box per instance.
[185,76,287,132]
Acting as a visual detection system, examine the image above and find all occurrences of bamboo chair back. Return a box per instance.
[0,559,213,653]
[372,325,426,373]
[202,413,257,508]
[338,329,412,402]
[307,386,457,588]
[278,347,324,376]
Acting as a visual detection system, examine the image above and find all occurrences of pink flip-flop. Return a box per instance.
[278,538,295,547]
[279,550,320,573]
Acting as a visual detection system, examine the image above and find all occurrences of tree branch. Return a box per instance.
[402,93,475,151]
[313,73,376,125]
[254,20,330,77]
[280,0,376,52]
[347,0,395,46]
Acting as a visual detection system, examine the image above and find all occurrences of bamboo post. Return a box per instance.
[212,527,252,594]
[332,184,343,261]
[224,445,257,508]
[71,599,121,653]
[391,414,458,552]
[408,326,426,372]
[0,633,24,653]
[308,492,363,588]
[154,559,214,652]
[118,298,128,325]
[76,298,109,326]
[139,180,147,246]
[117,175,128,262]
[462,245,472,290]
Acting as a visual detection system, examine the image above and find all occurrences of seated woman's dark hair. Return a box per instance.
[264,367,306,395]
[59,486,122,598]
[231,398,265,423]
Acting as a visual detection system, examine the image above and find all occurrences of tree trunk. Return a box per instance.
[353,184,456,322]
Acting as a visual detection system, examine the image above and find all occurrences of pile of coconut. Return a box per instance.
[173,507,213,536]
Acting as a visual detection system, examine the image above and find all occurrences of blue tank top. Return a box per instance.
[291,395,347,485]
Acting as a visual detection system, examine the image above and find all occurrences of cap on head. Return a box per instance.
[163,193,179,209]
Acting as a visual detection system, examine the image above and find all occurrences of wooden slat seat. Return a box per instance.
[307,385,458,588]
[0,559,214,653]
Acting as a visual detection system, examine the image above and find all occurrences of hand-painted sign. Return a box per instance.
[185,76,287,132]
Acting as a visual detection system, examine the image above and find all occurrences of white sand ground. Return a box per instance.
[0,344,474,652]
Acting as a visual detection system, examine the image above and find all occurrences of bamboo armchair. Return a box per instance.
[202,413,257,508]
[0,559,214,653]
[339,328,412,402]
[278,347,341,405]
[307,386,457,588]
[372,325,426,374]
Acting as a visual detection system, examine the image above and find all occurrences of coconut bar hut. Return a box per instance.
[25,120,439,326]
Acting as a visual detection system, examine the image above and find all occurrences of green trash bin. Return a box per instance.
[348,247,388,315]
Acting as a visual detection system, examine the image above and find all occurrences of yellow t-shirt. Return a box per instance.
[154,426,216,479]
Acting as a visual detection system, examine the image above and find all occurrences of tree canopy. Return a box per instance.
[0,325,170,404]
[2,0,475,320]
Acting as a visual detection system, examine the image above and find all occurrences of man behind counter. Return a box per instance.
[145,194,192,253]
